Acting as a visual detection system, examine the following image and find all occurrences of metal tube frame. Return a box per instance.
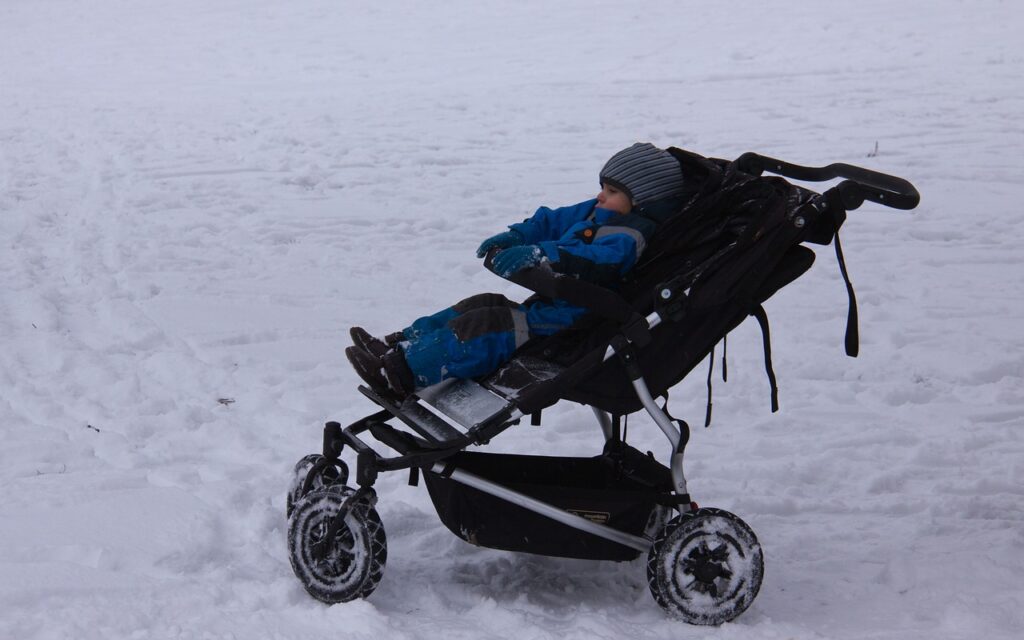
[591,406,614,441]
[597,310,691,500]
[335,309,691,554]
[428,309,694,552]
[430,365,692,553]
[432,463,651,552]
[631,377,690,497]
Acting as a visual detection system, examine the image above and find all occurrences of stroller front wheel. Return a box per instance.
[287,485,387,603]
[646,508,764,625]
[286,454,349,519]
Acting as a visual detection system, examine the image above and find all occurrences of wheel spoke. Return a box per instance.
[326,554,353,576]
[334,529,356,554]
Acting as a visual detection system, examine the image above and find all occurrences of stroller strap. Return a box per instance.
[834,228,859,358]
[752,304,780,413]
[826,187,859,358]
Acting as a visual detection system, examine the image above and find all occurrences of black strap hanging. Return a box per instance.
[751,305,780,412]
[721,334,728,382]
[833,229,860,357]
[704,343,715,427]
[658,391,692,440]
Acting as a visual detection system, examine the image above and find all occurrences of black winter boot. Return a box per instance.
[349,327,390,357]
[345,346,387,391]
[381,349,416,397]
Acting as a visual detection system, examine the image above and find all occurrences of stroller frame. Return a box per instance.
[334,317,690,555]
[286,151,919,625]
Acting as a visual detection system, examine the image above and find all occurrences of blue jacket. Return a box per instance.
[400,200,665,387]
[509,199,659,335]
[511,199,658,284]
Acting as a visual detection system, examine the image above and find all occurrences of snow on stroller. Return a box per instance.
[284,148,919,625]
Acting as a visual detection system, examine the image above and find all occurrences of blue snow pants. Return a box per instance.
[399,293,588,389]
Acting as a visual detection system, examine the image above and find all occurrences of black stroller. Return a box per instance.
[284,149,919,625]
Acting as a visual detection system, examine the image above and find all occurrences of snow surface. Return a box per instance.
[2,1,1022,638]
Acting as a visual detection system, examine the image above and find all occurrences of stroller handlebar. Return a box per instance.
[734,152,920,211]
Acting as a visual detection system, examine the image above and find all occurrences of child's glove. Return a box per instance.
[492,245,543,277]
[476,229,524,258]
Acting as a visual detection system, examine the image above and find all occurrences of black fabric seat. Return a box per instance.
[482,148,833,416]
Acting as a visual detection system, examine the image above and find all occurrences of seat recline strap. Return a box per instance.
[704,343,715,427]
[752,305,780,413]
[833,229,859,358]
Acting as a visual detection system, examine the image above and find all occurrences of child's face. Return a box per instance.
[597,183,632,215]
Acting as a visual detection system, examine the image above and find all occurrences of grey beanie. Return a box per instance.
[599,142,685,205]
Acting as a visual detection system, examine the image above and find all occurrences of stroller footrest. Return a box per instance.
[414,378,512,431]
[398,398,468,444]
[358,385,469,448]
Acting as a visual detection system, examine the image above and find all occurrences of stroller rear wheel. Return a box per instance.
[643,504,675,540]
[646,508,763,625]
[287,485,387,603]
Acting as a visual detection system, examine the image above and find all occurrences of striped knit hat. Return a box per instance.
[599,142,685,205]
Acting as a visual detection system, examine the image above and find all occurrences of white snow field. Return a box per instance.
[2,1,1022,638]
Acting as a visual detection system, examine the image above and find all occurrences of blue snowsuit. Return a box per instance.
[399,199,659,389]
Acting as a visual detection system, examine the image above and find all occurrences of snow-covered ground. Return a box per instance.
[2,1,1022,638]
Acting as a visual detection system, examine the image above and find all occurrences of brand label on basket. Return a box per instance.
[567,509,610,524]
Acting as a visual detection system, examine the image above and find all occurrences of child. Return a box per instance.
[346,142,688,397]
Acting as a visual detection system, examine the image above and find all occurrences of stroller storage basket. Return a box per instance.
[423,444,672,561]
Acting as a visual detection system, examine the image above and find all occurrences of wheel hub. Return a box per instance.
[683,542,733,596]
[310,519,356,575]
